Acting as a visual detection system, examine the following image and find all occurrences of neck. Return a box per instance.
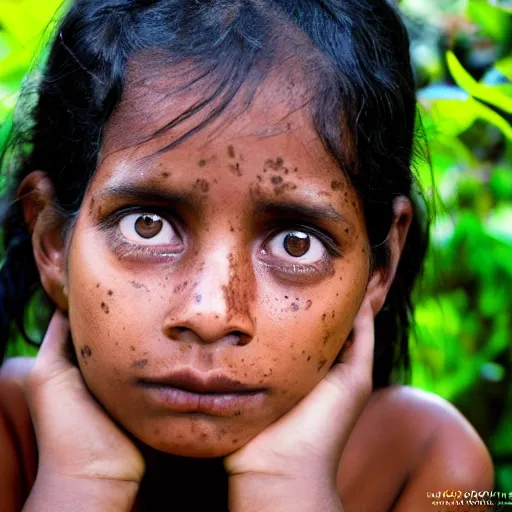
[134,445,229,512]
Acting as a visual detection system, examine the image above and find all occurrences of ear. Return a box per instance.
[17,171,69,312]
[364,196,413,317]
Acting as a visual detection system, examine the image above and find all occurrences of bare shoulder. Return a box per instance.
[0,357,37,512]
[370,385,493,472]
[338,385,494,512]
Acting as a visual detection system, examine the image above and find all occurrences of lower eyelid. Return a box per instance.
[258,259,328,276]
[107,233,183,261]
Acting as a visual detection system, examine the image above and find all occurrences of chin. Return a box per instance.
[142,436,245,459]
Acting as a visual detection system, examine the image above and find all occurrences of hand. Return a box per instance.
[224,297,375,511]
[24,310,145,486]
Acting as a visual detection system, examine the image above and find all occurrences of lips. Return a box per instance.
[137,368,268,416]
[138,368,258,394]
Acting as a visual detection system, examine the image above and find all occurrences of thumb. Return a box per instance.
[30,309,74,383]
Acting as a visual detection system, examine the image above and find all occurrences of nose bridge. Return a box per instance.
[196,241,254,321]
[164,237,256,344]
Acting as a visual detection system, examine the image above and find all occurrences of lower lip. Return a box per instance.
[141,385,267,416]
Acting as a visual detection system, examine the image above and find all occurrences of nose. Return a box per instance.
[162,249,256,346]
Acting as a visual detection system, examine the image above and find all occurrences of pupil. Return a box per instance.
[284,232,310,257]
[135,215,163,239]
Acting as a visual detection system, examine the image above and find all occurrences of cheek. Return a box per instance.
[66,234,164,382]
[255,289,359,404]
[257,251,369,404]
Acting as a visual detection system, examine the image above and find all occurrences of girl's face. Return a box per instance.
[65,64,372,457]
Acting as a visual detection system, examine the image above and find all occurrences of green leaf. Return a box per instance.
[446,51,512,113]
[424,98,478,136]
[496,55,512,79]
[467,0,512,40]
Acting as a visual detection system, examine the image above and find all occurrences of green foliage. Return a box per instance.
[0,1,66,120]
[1,0,512,492]
[403,0,512,492]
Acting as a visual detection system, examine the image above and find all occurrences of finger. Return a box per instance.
[269,297,375,462]
[336,295,374,372]
[33,309,72,374]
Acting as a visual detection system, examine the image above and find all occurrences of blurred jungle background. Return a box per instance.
[0,0,511,494]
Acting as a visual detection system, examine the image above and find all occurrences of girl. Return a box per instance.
[0,1,493,510]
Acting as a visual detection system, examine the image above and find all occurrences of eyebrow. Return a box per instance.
[94,184,203,212]
[253,199,350,226]
[95,184,351,227]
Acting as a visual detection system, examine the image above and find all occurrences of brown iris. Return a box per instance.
[284,232,310,257]
[134,214,163,239]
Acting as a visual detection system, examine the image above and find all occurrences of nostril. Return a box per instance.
[166,326,189,340]
[233,331,251,347]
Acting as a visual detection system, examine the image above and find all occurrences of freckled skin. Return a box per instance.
[80,345,92,360]
[65,61,370,459]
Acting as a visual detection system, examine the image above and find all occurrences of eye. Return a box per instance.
[264,230,326,263]
[119,213,179,245]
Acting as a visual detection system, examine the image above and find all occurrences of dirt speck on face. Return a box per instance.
[331,180,344,191]
[174,281,189,294]
[101,302,110,314]
[264,157,284,171]
[195,294,202,304]
[80,345,92,359]
[130,346,136,351]
[274,181,297,196]
[305,300,312,310]
[271,176,283,185]
[132,359,149,369]
[108,290,114,296]
[194,179,210,194]
[228,145,236,158]
[198,159,207,167]
[229,162,243,176]
[290,302,299,312]
[130,280,149,292]
[161,172,170,178]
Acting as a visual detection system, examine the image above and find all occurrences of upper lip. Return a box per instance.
[138,368,262,394]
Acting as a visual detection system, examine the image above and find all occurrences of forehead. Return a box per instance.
[92,53,356,207]
[101,52,328,156]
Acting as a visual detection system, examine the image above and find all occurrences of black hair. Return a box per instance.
[0,0,430,389]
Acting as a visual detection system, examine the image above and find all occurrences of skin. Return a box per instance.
[35,60,380,459]
[0,56,494,511]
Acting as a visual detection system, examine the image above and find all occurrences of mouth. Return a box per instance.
[137,368,268,416]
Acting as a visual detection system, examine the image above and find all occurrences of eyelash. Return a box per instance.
[98,205,343,264]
